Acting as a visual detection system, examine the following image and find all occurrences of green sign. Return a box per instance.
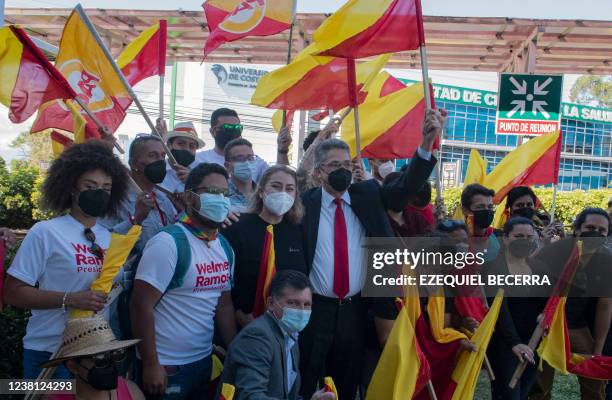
[396,77,611,125]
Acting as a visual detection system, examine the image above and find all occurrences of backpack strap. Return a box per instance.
[161,224,192,293]
[217,233,235,287]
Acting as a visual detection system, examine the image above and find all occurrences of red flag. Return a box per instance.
[313,0,422,59]
[0,26,76,123]
[117,20,167,86]
[252,225,276,317]
[203,0,296,58]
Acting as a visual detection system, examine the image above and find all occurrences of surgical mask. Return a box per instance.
[512,207,535,220]
[78,189,110,218]
[508,238,537,259]
[327,168,352,192]
[233,161,256,182]
[214,127,241,150]
[264,192,294,216]
[280,307,311,334]
[378,161,395,180]
[171,149,195,167]
[143,159,167,184]
[472,209,494,229]
[79,362,118,391]
[196,193,230,223]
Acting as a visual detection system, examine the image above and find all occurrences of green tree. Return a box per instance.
[569,76,611,109]
[0,158,42,228]
[9,130,54,170]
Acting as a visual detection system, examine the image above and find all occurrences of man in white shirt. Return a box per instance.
[196,108,292,182]
[160,121,206,193]
[131,163,237,399]
[298,110,446,399]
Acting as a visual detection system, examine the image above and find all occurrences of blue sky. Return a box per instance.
[6,0,612,20]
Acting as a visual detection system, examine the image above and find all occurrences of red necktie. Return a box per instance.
[333,198,349,299]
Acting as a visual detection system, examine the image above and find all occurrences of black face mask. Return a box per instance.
[327,168,352,192]
[78,189,110,218]
[508,238,537,259]
[472,209,494,229]
[579,231,607,249]
[214,128,241,150]
[512,207,535,220]
[171,149,195,167]
[79,361,118,391]
[143,159,167,184]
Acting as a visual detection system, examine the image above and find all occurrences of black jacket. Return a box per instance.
[300,152,437,270]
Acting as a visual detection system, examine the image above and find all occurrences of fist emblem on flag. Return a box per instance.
[59,59,115,112]
[220,0,267,34]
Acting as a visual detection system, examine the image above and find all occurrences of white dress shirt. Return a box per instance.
[310,189,366,298]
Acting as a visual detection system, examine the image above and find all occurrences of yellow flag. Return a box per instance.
[71,225,141,319]
[220,383,236,400]
[210,354,224,381]
[323,377,339,399]
[453,149,487,220]
[448,290,503,400]
[426,293,469,344]
[537,296,569,374]
[66,100,86,143]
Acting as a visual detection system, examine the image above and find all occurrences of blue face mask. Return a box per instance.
[279,307,311,334]
[196,193,230,223]
[233,161,256,182]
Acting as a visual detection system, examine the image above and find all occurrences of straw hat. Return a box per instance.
[40,316,140,368]
[165,121,205,149]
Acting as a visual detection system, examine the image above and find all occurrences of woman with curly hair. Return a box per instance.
[4,140,129,379]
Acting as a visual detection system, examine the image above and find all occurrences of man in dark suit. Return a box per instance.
[220,270,335,400]
[298,109,446,399]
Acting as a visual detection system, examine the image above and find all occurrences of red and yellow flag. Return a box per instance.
[203,0,296,58]
[34,13,166,139]
[0,26,76,123]
[117,20,167,86]
[251,46,389,111]
[341,73,428,159]
[323,377,339,398]
[219,383,236,400]
[50,130,74,157]
[313,0,423,59]
[441,290,503,400]
[271,109,294,133]
[252,225,276,317]
[483,131,562,204]
[453,149,487,221]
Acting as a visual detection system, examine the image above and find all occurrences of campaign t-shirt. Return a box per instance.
[135,224,232,365]
[7,215,111,353]
[195,149,269,183]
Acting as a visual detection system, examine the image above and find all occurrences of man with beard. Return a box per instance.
[160,121,206,193]
[196,108,291,182]
[131,163,237,399]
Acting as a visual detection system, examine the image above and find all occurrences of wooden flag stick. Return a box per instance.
[74,4,177,166]
[549,183,559,223]
[72,97,124,155]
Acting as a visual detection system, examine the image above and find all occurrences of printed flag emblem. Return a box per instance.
[220,0,267,34]
[58,59,115,113]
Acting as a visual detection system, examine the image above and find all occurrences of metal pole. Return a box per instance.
[169,61,178,130]
[159,74,165,121]
[74,5,177,166]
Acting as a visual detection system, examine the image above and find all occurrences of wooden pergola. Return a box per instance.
[4,7,612,75]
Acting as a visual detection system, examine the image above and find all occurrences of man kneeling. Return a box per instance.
[220,270,334,400]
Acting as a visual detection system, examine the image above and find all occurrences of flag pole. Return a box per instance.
[347,59,362,160]
[549,183,558,223]
[74,4,178,166]
[169,61,178,130]
[281,22,295,129]
[158,20,167,123]
[415,0,444,212]
[72,97,124,154]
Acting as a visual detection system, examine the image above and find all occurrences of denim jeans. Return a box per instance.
[135,355,211,400]
[23,349,72,379]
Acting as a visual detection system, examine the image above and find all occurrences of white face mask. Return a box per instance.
[378,161,395,179]
[263,192,295,216]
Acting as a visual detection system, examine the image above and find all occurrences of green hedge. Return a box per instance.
[439,187,612,227]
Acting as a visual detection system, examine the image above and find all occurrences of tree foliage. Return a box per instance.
[569,75,611,109]
[0,159,42,229]
[9,130,54,170]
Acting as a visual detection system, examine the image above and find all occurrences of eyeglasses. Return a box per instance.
[219,123,243,133]
[190,187,230,197]
[80,349,126,369]
[319,161,352,171]
[84,228,105,261]
[229,155,256,163]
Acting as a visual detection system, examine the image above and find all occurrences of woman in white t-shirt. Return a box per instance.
[4,140,130,379]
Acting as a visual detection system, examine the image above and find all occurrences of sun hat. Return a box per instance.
[40,316,140,368]
[165,121,205,149]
